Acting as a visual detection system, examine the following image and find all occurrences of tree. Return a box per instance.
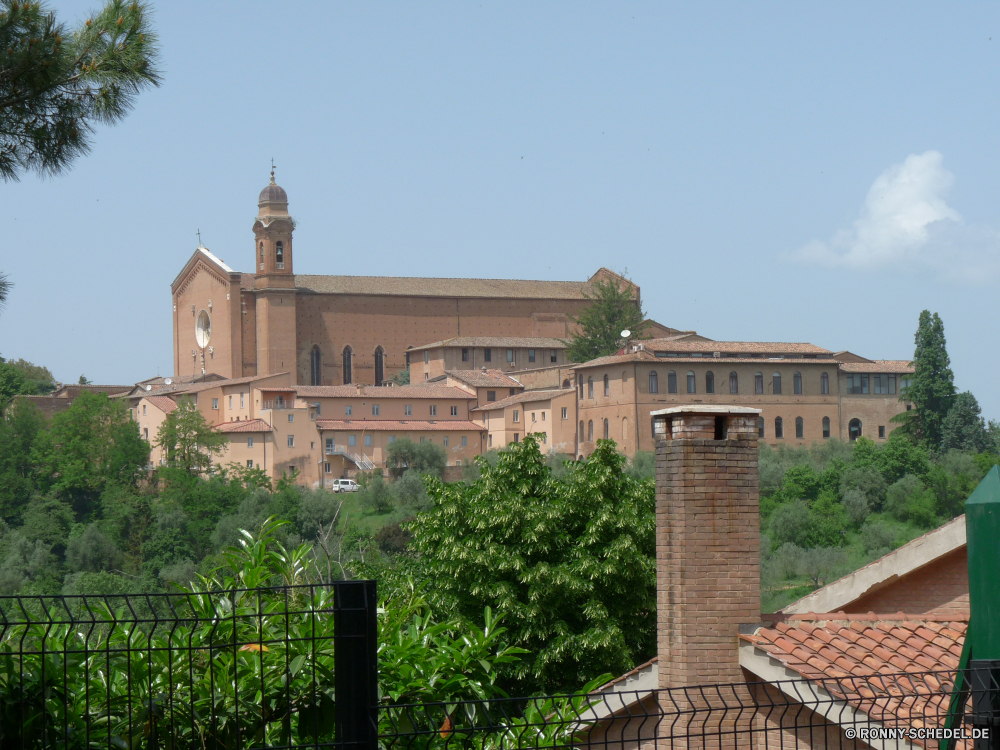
[408,437,655,694]
[0,270,9,314]
[0,397,43,520]
[78,374,91,385]
[0,358,27,404]
[565,274,648,362]
[155,399,227,475]
[896,310,955,448]
[0,0,161,181]
[384,437,446,478]
[387,368,410,385]
[941,391,989,453]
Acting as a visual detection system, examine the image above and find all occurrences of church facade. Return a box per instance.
[171,174,624,386]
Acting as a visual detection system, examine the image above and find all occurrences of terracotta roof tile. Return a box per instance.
[644,339,832,354]
[143,395,177,414]
[315,419,486,432]
[295,385,476,400]
[471,388,576,412]
[295,274,591,300]
[839,360,914,373]
[442,369,524,389]
[408,337,568,352]
[215,419,273,434]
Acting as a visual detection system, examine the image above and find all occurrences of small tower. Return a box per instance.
[253,166,294,289]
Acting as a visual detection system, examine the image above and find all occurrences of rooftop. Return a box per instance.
[142,395,178,414]
[441,369,524,389]
[295,385,475,400]
[215,419,273,434]
[471,388,576,412]
[316,419,486,432]
[644,339,832,355]
[296,275,590,300]
[839,360,914,374]
[407,336,568,352]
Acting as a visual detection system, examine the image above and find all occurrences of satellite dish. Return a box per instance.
[145,385,152,391]
[621,329,631,338]
[164,378,172,385]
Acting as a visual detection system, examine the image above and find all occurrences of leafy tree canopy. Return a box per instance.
[897,310,956,448]
[0,0,161,181]
[565,274,648,363]
[385,437,446,478]
[941,391,989,453]
[155,399,228,475]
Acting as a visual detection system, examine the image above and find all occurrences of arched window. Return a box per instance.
[588,377,594,399]
[795,416,804,438]
[773,372,782,395]
[774,416,784,439]
[793,372,802,395]
[275,241,284,269]
[687,371,696,394]
[822,416,831,439]
[706,371,715,394]
[579,421,585,441]
[729,371,738,394]
[758,416,765,438]
[562,379,571,389]
[374,346,385,386]
[649,371,659,393]
[310,345,321,386]
[820,372,829,395]
[588,420,594,441]
[668,371,677,394]
[755,372,763,394]
[259,242,264,268]
[578,375,584,398]
[849,418,862,441]
[603,418,609,440]
[342,346,353,384]
[603,374,609,397]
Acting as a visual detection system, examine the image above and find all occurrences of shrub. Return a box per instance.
[840,466,888,512]
[769,500,811,548]
[65,524,122,574]
[360,473,394,514]
[885,475,937,527]
[860,520,897,555]
[626,451,655,481]
[391,471,430,509]
[842,489,870,529]
[798,547,848,587]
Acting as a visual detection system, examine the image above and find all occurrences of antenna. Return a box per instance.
[164,378,172,385]
[196,229,202,246]
[145,385,152,391]
[621,329,631,338]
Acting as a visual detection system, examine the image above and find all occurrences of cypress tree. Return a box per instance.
[899,310,956,449]
[566,275,648,363]
[941,392,988,453]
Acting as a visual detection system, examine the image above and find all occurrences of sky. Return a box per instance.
[3,2,1000,417]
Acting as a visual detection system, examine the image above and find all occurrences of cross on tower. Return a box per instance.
[196,228,202,246]
[270,158,276,180]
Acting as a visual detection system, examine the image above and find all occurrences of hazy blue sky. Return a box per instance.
[3,2,1000,417]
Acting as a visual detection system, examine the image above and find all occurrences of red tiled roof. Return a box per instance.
[839,360,914,374]
[215,419,273,434]
[143,395,177,414]
[573,351,659,368]
[471,388,576,412]
[295,385,475,400]
[408,336,567,352]
[645,340,832,355]
[295,275,591,300]
[316,419,485,432]
[443,369,523,388]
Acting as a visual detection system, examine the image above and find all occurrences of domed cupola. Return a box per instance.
[258,173,288,206]
[253,164,294,282]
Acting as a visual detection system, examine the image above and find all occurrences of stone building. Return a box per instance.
[170,172,631,388]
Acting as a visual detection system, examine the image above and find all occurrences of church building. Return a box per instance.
[170,172,626,386]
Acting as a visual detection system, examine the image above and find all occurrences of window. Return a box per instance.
[451,406,458,416]
[730,372,738,394]
[462,348,470,362]
[687,371,696,394]
[345,405,353,416]
[604,374,610,397]
[343,346,353,384]
[247,459,255,469]
[529,349,536,363]
[484,348,492,362]
[578,375,584,398]
[462,436,467,447]
[755,372,763,394]
[143,404,147,416]
[259,242,264,268]
[822,417,830,438]
[550,349,558,363]
[240,392,245,408]
[820,372,829,394]
[758,417,765,438]
[561,407,568,419]
[405,404,412,416]
[374,346,385,386]
[248,437,255,448]
[706,371,715,394]
[668,371,677,394]
[900,377,912,391]
[211,398,218,410]
[229,395,233,409]
[324,462,331,473]
[588,420,594,441]
[430,405,437,416]
[311,346,321,385]
[513,434,519,443]
[513,410,520,423]
[506,349,515,363]
[774,417,783,439]
[349,435,357,446]
[510,388,517,397]
[365,434,372,447]
[488,434,493,447]
[287,435,295,447]
[288,413,294,422]
[487,391,496,402]
[849,418,862,441]
[847,374,869,394]
[588,378,594,398]
[795,416,803,438]
[874,375,897,395]
[388,435,395,443]
[603,418,609,440]
[372,404,379,416]
[275,241,284,269]
[444,436,450,446]
[424,350,429,364]
[794,372,802,395]
[531,412,536,422]
[143,427,149,440]
[542,411,546,421]
[622,417,628,444]
[326,437,334,453]
[538,433,547,443]
[579,421,585,440]
[879,425,886,439]
[649,370,659,393]
[773,372,782,395]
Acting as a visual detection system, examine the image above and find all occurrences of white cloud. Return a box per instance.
[794,151,1000,281]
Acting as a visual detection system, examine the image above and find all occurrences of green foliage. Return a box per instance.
[155,399,228,475]
[625,451,655,481]
[0,0,162,181]
[408,437,655,694]
[358,473,394,514]
[799,547,848,587]
[391,470,430,509]
[0,398,43,521]
[842,489,870,528]
[0,357,55,400]
[840,466,888,512]
[885,475,938,527]
[387,368,410,385]
[65,523,122,573]
[565,275,648,362]
[859,519,897,556]
[0,359,27,404]
[0,271,8,314]
[896,310,956,448]
[385,438,446,479]
[942,391,989,453]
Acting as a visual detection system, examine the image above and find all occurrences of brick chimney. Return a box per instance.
[651,405,761,688]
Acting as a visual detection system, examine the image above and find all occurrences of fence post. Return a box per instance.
[335,580,379,750]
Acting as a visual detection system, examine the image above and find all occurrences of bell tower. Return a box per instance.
[252,166,298,380]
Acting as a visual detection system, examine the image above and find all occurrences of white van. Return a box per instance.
[332,479,360,493]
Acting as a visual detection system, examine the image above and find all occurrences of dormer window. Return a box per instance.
[275,241,284,269]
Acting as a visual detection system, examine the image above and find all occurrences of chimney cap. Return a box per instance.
[649,405,762,417]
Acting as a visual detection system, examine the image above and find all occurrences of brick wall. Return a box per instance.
[655,409,761,688]
[845,548,969,616]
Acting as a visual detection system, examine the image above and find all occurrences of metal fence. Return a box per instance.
[0,581,377,749]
